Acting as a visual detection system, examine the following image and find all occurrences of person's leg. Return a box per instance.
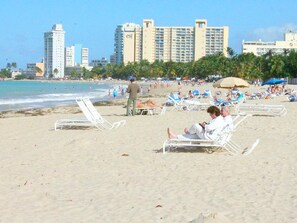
[188,123,203,134]
[167,128,178,139]
[132,98,137,115]
[126,98,132,116]
[188,123,206,139]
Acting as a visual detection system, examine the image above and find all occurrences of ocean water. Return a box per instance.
[0,80,125,112]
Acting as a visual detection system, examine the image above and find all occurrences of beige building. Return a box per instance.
[114,19,229,64]
[242,31,297,56]
[36,62,44,77]
[114,23,142,64]
[25,62,44,78]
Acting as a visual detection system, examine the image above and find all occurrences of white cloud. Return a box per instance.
[253,23,297,41]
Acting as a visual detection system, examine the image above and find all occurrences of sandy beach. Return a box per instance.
[0,82,297,222]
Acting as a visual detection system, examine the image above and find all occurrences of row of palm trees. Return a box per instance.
[86,49,297,81]
[2,49,297,81]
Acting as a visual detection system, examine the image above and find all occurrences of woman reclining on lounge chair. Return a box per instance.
[136,99,159,108]
[167,106,225,140]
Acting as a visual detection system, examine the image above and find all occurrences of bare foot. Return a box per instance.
[167,128,177,139]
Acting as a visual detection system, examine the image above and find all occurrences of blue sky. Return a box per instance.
[1,0,297,69]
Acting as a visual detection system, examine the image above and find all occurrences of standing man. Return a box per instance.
[126,78,140,116]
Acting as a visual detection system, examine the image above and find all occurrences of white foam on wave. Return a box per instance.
[0,89,110,112]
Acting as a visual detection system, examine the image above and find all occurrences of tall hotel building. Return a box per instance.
[65,45,75,67]
[242,31,297,56]
[65,45,89,67]
[114,23,142,64]
[114,19,229,64]
[44,24,65,78]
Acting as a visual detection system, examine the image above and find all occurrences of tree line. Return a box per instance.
[87,49,297,81]
[2,49,297,81]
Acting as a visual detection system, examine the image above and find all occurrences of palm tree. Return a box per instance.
[226,47,235,58]
[11,62,17,69]
[6,63,11,70]
[35,66,43,77]
[53,68,59,78]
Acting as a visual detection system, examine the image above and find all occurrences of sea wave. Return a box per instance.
[0,90,111,111]
[0,81,126,112]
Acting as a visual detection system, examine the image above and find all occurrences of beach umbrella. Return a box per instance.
[213,77,250,88]
[261,78,287,86]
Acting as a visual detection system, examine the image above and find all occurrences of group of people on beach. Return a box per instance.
[167,105,232,141]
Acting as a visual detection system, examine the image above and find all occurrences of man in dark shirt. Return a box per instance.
[126,78,140,116]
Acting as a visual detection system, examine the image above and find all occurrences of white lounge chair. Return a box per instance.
[54,117,92,130]
[167,94,187,111]
[163,115,259,155]
[55,97,126,130]
[135,107,156,115]
[81,97,126,130]
[55,98,98,130]
[183,99,210,111]
[235,103,287,116]
[167,94,209,111]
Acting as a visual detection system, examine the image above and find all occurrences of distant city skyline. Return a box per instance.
[1,0,297,69]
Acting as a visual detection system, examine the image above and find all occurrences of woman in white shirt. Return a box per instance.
[167,106,225,140]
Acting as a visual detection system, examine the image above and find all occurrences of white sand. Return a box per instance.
[0,83,297,222]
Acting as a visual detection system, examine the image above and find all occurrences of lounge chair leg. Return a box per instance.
[163,140,168,154]
[242,139,260,155]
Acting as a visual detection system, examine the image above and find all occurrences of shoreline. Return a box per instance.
[0,80,132,113]
[1,81,296,117]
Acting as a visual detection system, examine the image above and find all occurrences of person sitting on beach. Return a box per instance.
[187,90,193,99]
[167,106,225,140]
[136,99,159,108]
[220,106,233,131]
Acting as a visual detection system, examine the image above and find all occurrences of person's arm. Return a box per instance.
[204,119,220,132]
[199,122,207,129]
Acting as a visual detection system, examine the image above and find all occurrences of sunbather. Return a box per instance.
[167,106,225,140]
[136,99,159,108]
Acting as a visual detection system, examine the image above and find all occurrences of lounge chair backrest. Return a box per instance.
[192,89,199,96]
[169,92,181,101]
[76,98,98,124]
[80,97,126,129]
[202,90,211,97]
[82,97,105,123]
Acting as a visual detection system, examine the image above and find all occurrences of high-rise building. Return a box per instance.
[90,57,108,67]
[65,44,89,67]
[114,23,142,64]
[81,48,89,66]
[113,19,228,64]
[110,53,116,64]
[65,45,75,67]
[44,24,65,78]
[242,31,297,56]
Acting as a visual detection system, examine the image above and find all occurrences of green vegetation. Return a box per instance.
[1,49,297,81]
[0,69,11,78]
[87,49,297,81]
[14,74,26,80]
